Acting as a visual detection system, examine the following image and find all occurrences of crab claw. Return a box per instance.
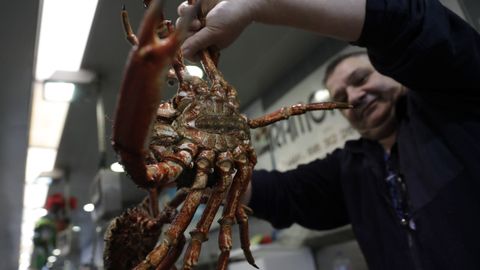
[112,0,198,188]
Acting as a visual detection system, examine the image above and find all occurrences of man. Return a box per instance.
[178,0,480,269]
[326,51,406,152]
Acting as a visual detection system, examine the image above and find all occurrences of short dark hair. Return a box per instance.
[323,51,367,86]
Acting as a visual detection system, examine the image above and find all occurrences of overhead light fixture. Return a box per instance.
[186,65,204,78]
[42,70,98,102]
[47,69,97,84]
[21,0,99,269]
[34,208,49,217]
[35,0,99,80]
[37,168,65,180]
[110,162,125,173]
[19,147,58,270]
[83,203,95,212]
[35,176,53,185]
[313,89,330,102]
[52,249,61,256]
[43,82,75,102]
[34,168,65,185]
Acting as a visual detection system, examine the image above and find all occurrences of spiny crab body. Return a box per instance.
[105,0,351,269]
[170,94,250,153]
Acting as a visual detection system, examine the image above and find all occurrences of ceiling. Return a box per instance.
[1,0,478,269]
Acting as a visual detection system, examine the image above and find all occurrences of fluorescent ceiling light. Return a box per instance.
[35,0,99,80]
[35,176,53,185]
[34,208,49,217]
[24,147,57,184]
[23,183,50,209]
[29,82,70,148]
[43,82,75,102]
[19,147,57,270]
[21,0,99,269]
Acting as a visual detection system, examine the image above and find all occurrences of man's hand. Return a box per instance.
[176,0,258,60]
[176,0,366,61]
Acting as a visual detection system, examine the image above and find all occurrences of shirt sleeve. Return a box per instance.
[354,0,480,92]
[248,149,349,230]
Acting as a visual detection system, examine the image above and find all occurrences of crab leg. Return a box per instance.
[233,149,258,268]
[248,102,353,128]
[149,140,199,188]
[236,204,257,267]
[121,5,139,46]
[182,152,234,269]
[122,7,183,83]
[216,147,256,270]
[187,0,224,81]
[157,188,189,225]
[148,188,160,217]
[134,150,215,270]
[156,234,186,270]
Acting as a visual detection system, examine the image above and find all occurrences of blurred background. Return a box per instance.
[1,0,478,269]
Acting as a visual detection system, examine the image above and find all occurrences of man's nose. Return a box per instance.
[346,86,366,106]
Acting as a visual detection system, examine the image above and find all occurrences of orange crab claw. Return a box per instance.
[112,0,197,188]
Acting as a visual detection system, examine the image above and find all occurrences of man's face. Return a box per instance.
[325,55,406,140]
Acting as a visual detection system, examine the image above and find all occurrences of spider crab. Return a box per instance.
[105,0,352,269]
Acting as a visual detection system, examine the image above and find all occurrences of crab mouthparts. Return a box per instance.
[192,115,247,134]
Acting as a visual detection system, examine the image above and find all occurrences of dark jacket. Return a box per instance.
[249,0,480,269]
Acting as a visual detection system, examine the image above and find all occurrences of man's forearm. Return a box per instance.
[250,0,366,42]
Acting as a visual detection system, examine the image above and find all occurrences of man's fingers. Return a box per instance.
[175,16,202,31]
[177,0,228,61]
[177,1,202,32]
[181,27,215,60]
[178,0,221,17]
[177,1,191,16]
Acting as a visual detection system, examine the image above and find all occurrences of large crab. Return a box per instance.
[105,0,351,269]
